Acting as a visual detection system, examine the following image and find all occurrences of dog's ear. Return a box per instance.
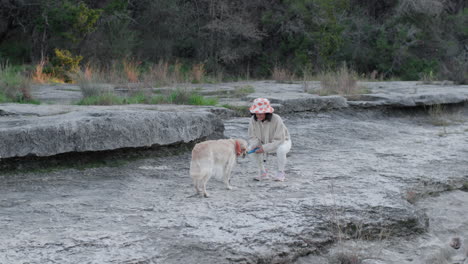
[235,140,242,156]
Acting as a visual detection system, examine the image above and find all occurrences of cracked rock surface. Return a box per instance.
[1,106,467,263]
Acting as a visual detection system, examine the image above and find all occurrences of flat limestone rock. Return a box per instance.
[0,104,225,159]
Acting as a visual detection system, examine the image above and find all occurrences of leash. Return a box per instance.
[247,147,260,154]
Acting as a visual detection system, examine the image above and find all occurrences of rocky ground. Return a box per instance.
[1,100,467,263]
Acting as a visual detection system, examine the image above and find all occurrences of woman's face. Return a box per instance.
[256,113,266,121]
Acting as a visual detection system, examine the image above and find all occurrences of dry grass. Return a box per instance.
[173,60,183,83]
[149,60,170,85]
[123,59,140,83]
[302,67,317,93]
[32,58,55,84]
[191,63,205,83]
[72,69,113,98]
[427,104,450,126]
[318,63,358,95]
[142,60,187,87]
[272,66,296,83]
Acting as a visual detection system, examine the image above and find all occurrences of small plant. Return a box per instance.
[420,70,436,84]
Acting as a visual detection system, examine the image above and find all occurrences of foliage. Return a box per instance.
[49,49,83,82]
[40,1,102,44]
[0,1,467,81]
[399,58,438,81]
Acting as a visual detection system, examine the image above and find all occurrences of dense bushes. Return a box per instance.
[0,0,466,83]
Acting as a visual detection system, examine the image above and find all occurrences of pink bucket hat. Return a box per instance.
[249,98,274,114]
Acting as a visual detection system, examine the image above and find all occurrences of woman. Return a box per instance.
[248,98,291,181]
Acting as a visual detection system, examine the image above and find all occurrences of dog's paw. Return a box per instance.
[226,185,233,190]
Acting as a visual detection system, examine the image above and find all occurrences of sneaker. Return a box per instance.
[254,170,269,181]
[273,171,286,182]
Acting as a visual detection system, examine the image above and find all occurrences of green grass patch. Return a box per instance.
[77,89,218,106]
[188,93,218,105]
[162,89,218,105]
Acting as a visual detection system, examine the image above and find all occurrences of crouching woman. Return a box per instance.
[248,98,292,181]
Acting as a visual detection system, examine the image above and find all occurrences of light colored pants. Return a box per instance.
[254,140,292,174]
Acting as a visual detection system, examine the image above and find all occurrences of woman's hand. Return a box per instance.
[255,146,264,153]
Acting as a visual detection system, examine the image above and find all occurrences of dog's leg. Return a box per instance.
[201,176,210,198]
[193,177,201,195]
[202,180,209,198]
[223,157,236,190]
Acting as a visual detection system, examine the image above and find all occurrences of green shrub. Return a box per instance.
[399,58,438,81]
[50,49,83,82]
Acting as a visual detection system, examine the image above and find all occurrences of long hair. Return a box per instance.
[252,113,273,122]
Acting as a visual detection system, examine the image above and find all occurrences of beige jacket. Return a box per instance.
[248,113,290,153]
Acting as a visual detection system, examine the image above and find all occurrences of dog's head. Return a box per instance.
[235,139,248,158]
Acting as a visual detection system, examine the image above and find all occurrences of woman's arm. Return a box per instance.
[262,116,286,153]
[247,117,261,150]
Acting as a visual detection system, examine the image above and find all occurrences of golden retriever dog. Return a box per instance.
[190,138,247,197]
